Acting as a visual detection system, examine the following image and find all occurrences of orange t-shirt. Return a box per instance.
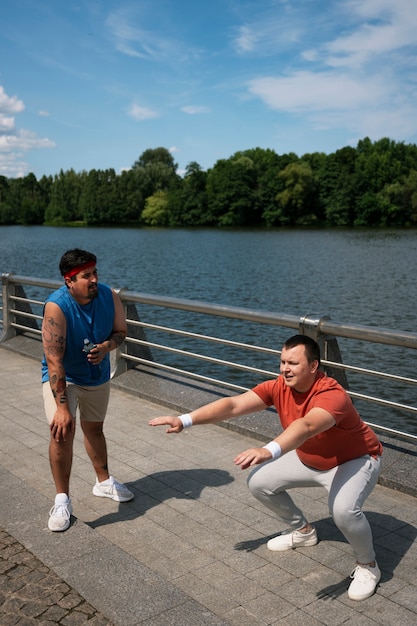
[252,371,382,470]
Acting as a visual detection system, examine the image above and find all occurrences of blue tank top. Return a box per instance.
[41,283,115,386]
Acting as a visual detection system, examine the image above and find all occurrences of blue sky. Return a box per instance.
[1,0,417,179]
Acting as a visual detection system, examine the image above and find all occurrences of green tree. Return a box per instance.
[377,170,417,226]
[353,137,417,225]
[233,148,291,225]
[317,147,357,226]
[206,156,258,226]
[133,147,177,172]
[142,190,170,226]
[118,169,146,222]
[3,173,45,224]
[44,169,84,224]
[79,168,123,225]
[271,161,317,226]
[131,148,181,205]
[0,175,13,224]
[168,161,207,226]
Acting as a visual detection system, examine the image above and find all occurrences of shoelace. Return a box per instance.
[350,565,375,581]
[100,479,125,494]
[49,503,71,519]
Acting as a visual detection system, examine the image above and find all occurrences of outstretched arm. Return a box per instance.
[149,390,268,433]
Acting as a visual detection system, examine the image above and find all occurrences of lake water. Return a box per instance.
[1,225,417,434]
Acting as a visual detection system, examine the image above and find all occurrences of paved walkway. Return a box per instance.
[0,347,416,625]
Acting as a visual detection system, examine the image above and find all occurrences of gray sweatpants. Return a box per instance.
[247,450,381,564]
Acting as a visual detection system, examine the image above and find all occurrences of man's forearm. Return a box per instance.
[49,365,68,405]
[105,331,126,351]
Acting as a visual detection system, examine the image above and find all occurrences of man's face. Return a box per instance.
[280,344,318,393]
[66,266,98,304]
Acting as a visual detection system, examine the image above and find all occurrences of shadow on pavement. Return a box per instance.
[86,468,234,529]
[234,512,417,600]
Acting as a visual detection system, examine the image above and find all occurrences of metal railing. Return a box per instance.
[1,272,417,443]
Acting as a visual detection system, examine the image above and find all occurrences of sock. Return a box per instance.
[98,476,113,485]
[55,493,70,504]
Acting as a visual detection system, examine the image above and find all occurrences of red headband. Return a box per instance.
[64,260,96,280]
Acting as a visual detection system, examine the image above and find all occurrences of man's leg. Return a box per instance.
[43,382,75,531]
[327,455,381,564]
[247,450,320,550]
[327,455,382,600]
[43,382,76,496]
[49,431,75,494]
[77,382,110,482]
[81,420,109,482]
[247,450,318,529]
[78,382,134,502]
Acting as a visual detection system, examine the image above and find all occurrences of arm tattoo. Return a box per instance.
[43,313,67,405]
[50,373,67,403]
[42,316,65,356]
[107,331,125,350]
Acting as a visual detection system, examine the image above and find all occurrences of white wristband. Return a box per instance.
[179,413,193,428]
[263,441,282,460]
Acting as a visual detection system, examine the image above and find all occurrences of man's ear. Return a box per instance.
[311,359,319,373]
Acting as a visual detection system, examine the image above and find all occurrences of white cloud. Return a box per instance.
[0,86,56,177]
[106,9,192,63]
[127,103,158,121]
[181,105,211,115]
[0,153,28,178]
[0,114,15,132]
[0,86,25,114]
[0,129,55,152]
[245,0,417,143]
[324,4,417,68]
[234,26,258,54]
[248,71,384,112]
[231,5,305,57]
[38,110,50,117]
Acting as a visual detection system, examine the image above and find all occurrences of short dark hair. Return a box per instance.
[283,334,321,365]
[59,249,97,277]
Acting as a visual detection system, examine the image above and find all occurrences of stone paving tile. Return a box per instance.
[0,528,114,625]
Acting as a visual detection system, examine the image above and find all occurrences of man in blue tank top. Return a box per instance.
[42,249,134,532]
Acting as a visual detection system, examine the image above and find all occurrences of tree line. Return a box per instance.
[1,137,417,228]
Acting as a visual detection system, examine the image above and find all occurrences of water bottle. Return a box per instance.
[82,338,101,380]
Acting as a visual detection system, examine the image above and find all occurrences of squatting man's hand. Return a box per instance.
[233,447,274,469]
[148,415,184,433]
[149,416,273,469]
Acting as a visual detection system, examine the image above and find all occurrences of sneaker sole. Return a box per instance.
[348,583,380,601]
[267,536,318,551]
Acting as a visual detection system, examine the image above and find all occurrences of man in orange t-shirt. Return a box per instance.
[150,334,382,601]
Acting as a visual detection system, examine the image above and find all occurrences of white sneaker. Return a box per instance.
[348,562,381,601]
[93,476,134,502]
[48,495,73,532]
[267,526,318,552]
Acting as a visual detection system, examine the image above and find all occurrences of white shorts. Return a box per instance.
[43,381,110,424]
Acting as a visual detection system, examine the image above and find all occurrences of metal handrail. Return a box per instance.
[2,272,417,443]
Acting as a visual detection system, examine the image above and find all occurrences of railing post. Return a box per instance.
[111,289,154,378]
[299,314,349,388]
[1,273,16,342]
